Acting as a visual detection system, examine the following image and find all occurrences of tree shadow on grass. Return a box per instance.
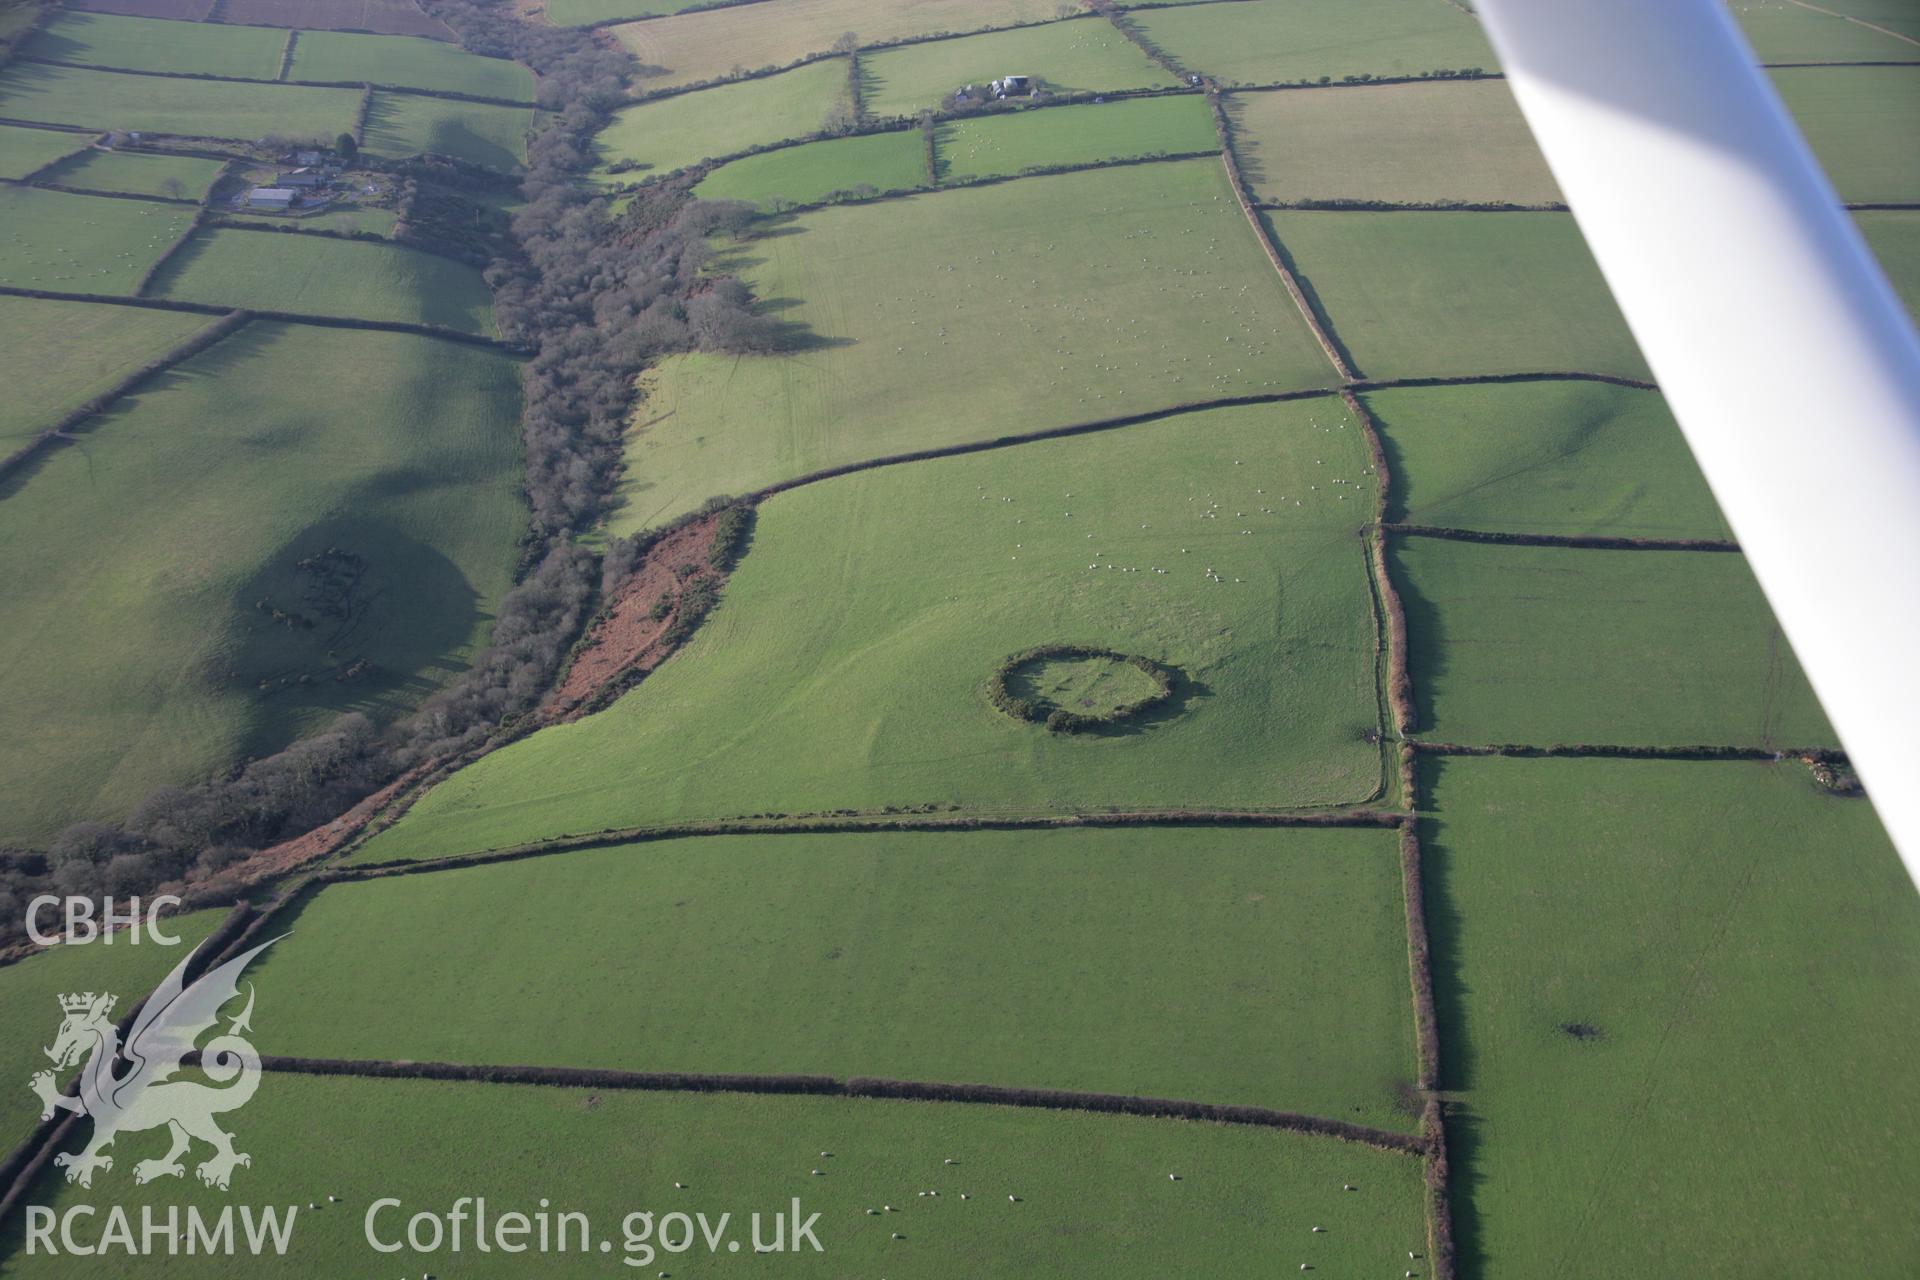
[1387,536,1449,736]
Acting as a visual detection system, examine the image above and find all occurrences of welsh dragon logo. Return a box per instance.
[29,937,281,1191]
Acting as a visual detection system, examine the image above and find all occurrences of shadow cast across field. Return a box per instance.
[1386,538,1449,733]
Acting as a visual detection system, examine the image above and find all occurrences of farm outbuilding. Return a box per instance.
[247,187,297,210]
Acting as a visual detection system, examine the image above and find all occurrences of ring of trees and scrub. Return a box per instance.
[986,644,1180,734]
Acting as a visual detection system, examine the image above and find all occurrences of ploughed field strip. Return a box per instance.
[1131,0,1498,87]
[0,1077,1431,1278]
[259,826,1421,1131]
[1423,757,1920,1278]
[0,294,207,446]
[618,158,1338,530]
[358,398,1383,861]
[0,322,524,846]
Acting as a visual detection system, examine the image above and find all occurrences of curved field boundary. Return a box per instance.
[1384,523,1741,553]
[332,808,1412,880]
[0,284,517,351]
[242,1055,1430,1154]
[15,56,535,108]
[0,308,250,490]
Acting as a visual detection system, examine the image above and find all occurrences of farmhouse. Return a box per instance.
[246,187,297,210]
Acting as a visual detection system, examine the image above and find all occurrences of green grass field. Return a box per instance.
[1392,538,1835,747]
[1267,209,1653,381]
[0,185,191,292]
[360,91,532,169]
[862,18,1181,118]
[1730,0,1920,61]
[152,228,497,333]
[364,397,1382,860]
[617,159,1338,529]
[1774,65,1920,204]
[1423,756,1920,1278]
[290,29,536,102]
[32,10,284,79]
[222,203,400,235]
[614,0,1064,91]
[0,1077,1431,1278]
[549,0,737,21]
[0,61,361,140]
[0,910,223,1148]
[1823,0,1920,39]
[1229,79,1560,205]
[593,57,850,179]
[1363,380,1732,540]
[1134,0,1496,87]
[936,96,1218,181]
[271,826,1418,1126]
[1859,208,1919,317]
[0,295,208,445]
[0,321,523,845]
[36,146,224,199]
[0,121,91,179]
[695,128,927,205]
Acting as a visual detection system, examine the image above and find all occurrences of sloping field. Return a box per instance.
[0,322,523,845]
[1773,65,1920,203]
[272,826,1418,1127]
[1268,209,1652,380]
[695,128,927,205]
[0,121,91,178]
[152,228,498,333]
[1,1077,1431,1278]
[0,185,191,292]
[360,91,532,169]
[863,17,1180,117]
[217,0,455,39]
[1134,0,1496,87]
[1363,381,1731,540]
[613,0,1065,91]
[0,909,224,1146]
[290,30,536,102]
[37,146,225,198]
[1230,79,1560,205]
[71,0,215,16]
[1859,208,1919,317]
[1824,0,1920,40]
[1731,0,1920,61]
[593,57,850,178]
[1424,756,1920,1278]
[0,61,361,140]
[365,397,1382,860]
[936,95,1218,181]
[550,0,735,21]
[0,294,208,445]
[1392,539,1834,747]
[619,159,1338,529]
[30,10,285,78]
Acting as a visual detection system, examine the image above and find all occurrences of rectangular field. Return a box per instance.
[1134,0,1497,87]
[2,1077,1432,1278]
[0,294,209,445]
[1392,538,1835,747]
[0,61,362,140]
[592,57,850,179]
[0,185,192,293]
[37,146,225,199]
[1859,208,1919,318]
[694,128,927,205]
[614,0,1065,92]
[216,0,456,40]
[1774,65,1920,204]
[1267,209,1652,381]
[0,121,91,178]
[70,0,214,14]
[1230,79,1560,205]
[360,90,532,169]
[152,227,498,333]
[367,396,1384,859]
[618,158,1338,528]
[1424,755,1920,1277]
[936,95,1218,181]
[1362,380,1732,540]
[274,825,1419,1127]
[1731,0,1920,61]
[862,18,1181,118]
[549,0,731,22]
[30,10,285,78]
[0,321,524,844]
[289,30,536,102]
